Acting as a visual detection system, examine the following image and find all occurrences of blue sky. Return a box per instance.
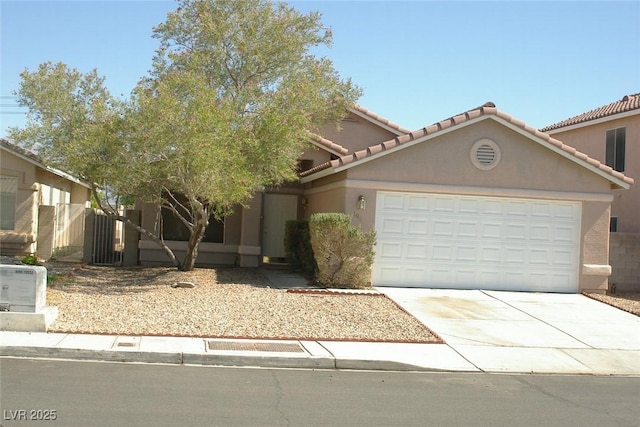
[1,0,639,138]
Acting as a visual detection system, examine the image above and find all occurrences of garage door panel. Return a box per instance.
[374,192,580,293]
[433,220,454,236]
[381,194,405,210]
[379,217,403,234]
[407,219,429,234]
[458,222,479,237]
[406,243,428,259]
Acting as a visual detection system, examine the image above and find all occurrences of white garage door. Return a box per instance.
[373,192,581,292]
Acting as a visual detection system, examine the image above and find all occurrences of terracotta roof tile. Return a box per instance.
[1,138,91,188]
[1,138,44,164]
[350,105,411,135]
[307,132,349,155]
[541,93,640,132]
[302,102,634,187]
[298,160,333,177]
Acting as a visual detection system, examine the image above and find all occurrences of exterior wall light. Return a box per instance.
[358,195,366,210]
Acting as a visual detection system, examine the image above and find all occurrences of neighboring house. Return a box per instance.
[138,103,632,294]
[540,93,640,291]
[0,139,91,259]
[540,93,639,233]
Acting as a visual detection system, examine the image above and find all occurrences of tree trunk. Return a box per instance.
[181,211,208,272]
[93,188,182,270]
[113,211,182,270]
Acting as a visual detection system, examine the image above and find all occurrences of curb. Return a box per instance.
[0,345,446,372]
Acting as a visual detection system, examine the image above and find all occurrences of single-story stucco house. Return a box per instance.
[138,103,633,294]
[0,139,91,258]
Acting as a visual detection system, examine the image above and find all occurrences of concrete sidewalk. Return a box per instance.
[0,331,477,372]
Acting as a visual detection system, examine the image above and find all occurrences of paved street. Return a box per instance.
[1,358,639,427]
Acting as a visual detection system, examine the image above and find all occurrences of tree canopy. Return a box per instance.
[10,0,361,271]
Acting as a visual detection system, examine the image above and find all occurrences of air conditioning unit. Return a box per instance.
[0,265,47,313]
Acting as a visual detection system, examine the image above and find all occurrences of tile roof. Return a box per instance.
[540,93,640,132]
[307,132,349,156]
[0,138,91,188]
[350,105,411,135]
[300,102,634,188]
[1,138,45,164]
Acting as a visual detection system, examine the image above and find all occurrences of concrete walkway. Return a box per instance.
[1,268,639,374]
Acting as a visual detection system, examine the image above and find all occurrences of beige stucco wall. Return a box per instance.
[0,149,90,257]
[348,120,611,193]
[305,118,619,293]
[609,233,640,292]
[548,113,639,232]
[299,146,333,169]
[1,150,39,254]
[138,195,270,268]
[314,113,403,153]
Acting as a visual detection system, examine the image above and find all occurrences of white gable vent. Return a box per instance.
[470,138,501,170]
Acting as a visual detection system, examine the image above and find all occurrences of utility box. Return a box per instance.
[0,265,47,313]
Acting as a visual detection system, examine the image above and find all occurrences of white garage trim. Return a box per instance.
[304,179,613,203]
[373,191,581,293]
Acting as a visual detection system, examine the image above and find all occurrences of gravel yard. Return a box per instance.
[45,264,441,343]
[7,259,639,340]
[584,292,640,316]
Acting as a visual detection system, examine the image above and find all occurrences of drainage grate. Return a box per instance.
[117,342,137,347]
[207,341,304,353]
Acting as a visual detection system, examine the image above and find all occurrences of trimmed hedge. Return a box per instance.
[284,220,316,277]
[308,213,376,289]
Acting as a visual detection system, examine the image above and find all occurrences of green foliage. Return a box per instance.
[20,254,39,265]
[47,274,61,285]
[309,213,376,289]
[284,220,316,277]
[9,0,361,271]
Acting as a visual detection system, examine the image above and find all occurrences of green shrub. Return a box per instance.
[309,213,376,289]
[284,220,316,277]
[20,254,39,265]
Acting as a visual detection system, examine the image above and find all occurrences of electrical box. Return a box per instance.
[0,265,47,313]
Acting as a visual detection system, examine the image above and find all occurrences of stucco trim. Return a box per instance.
[582,264,612,276]
[138,240,240,253]
[305,178,615,203]
[238,245,261,256]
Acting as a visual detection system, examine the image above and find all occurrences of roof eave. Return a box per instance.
[300,166,335,183]
[348,107,409,136]
[1,144,92,189]
[308,139,347,157]
[544,109,640,135]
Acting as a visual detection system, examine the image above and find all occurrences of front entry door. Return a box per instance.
[262,194,298,260]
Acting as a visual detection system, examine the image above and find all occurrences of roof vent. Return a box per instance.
[470,138,501,170]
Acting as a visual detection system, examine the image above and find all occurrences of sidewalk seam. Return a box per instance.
[316,341,338,369]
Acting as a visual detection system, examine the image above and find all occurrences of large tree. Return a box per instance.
[10,0,361,271]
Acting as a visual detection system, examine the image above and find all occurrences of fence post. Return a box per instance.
[36,206,55,261]
[82,208,96,264]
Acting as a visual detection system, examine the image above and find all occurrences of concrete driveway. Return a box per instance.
[381,288,640,375]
